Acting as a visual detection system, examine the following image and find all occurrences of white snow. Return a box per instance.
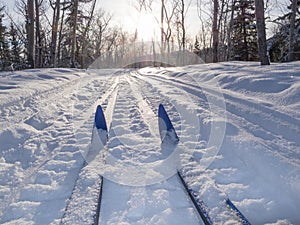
[0,62,299,224]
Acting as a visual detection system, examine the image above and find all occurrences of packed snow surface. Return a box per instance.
[0,62,299,225]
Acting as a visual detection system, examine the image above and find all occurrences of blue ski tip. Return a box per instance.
[158,104,175,131]
[158,104,179,142]
[95,105,107,131]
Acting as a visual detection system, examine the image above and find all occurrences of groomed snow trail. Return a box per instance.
[1,69,86,223]
[0,62,299,225]
[0,69,119,224]
[98,75,202,225]
[133,64,300,224]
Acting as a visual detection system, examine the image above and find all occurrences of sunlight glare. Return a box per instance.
[136,13,158,41]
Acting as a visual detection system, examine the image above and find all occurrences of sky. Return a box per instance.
[96,0,201,42]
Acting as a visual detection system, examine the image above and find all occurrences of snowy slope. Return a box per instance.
[0,62,299,225]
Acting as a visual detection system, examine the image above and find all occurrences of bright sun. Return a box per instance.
[136,13,158,41]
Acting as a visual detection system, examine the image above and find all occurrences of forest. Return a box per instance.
[0,0,299,70]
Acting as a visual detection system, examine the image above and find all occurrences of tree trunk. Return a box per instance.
[27,0,35,68]
[212,0,219,63]
[242,6,249,61]
[35,0,42,67]
[218,0,226,61]
[161,0,165,54]
[181,0,185,50]
[71,0,79,68]
[227,0,236,61]
[50,0,60,67]
[255,0,270,65]
[288,0,298,62]
[58,0,67,66]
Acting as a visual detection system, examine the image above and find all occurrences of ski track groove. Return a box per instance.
[0,75,83,124]
[0,72,119,222]
[60,73,120,225]
[139,73,300,164]
[130,72,251,224]
[98,74,203,225]
[107,75,153,158]
[72,75,119,135]
[127,75,247,223]
[0,76,85,220]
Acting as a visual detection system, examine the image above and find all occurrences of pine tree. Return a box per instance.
[9,23,24,70]
[194,36,200,52]
[59,0,95,68]
[269,0,300,62]
[231,0,258,61]
[0,6,10,70]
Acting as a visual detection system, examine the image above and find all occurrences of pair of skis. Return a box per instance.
[92,104,177,145]
[92,104,251,225]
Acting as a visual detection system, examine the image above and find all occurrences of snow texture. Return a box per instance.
[0,62,299,225]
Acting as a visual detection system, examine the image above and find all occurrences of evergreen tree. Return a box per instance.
[231,0,258,61]
[60,0,95,68]
[194,36,200,52]
[269,0,300,62]
[9,23,24,70]
[0,6,10,70]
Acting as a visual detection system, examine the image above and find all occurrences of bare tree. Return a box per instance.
[161,0,165,50]
[136,0,177,53]
[288,0,298,61]
[57,0,67,66]
[196,0,212,62]
[255,0,270,65]
[27,0,35,68]
[70,0,79,67]
[162,0,178,52]
[226,0,236,61]
[50,0,60,67]
[79,0,97,68]
[174,0,191,51]
[92,10,112,58]
[179,0,186,50]
[212,0,219,62]
[35,0,43,67]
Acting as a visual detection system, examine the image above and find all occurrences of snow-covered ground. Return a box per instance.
[0,62,299,225]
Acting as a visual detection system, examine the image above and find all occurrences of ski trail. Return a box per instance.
[99,176,203,225]
[72,74,119,134]
[0,71,118,224]
[131,71,250,224]
[0,76,84,220]
[104,76,119,131]
[97,74,201,225]
[141,72,300,164]
[125,74,160,141]
[61,74,120,225]
[132,72,224,168]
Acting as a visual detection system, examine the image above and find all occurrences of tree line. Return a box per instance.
[195,0,300,65]
[0,0,299,71]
